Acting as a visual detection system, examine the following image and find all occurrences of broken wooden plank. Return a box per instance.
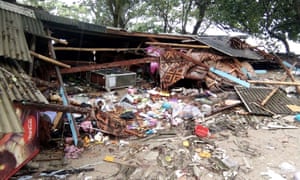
[30,51,71,68]
[248,80,300,86]
[59,57,159,74]
[145,41,210,49]
[260,87,279,106]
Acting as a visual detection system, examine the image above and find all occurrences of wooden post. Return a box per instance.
[46,28,80,146]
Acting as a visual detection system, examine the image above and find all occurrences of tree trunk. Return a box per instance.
[181,0,193,34]
[268,29,290,54]
[192,0,209,35]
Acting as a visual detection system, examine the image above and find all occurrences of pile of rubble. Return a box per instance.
[13,69,300,180]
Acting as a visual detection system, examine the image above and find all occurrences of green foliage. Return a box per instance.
[18,0,91,22]
[208,0,300,53]
[18,0,300,52]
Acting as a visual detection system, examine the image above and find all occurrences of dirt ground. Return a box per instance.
[61,121,300,180]
[14,70,300,180]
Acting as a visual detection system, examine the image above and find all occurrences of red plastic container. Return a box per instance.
[195,125,209,138]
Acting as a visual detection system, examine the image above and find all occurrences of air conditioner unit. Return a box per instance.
[90,68,136,91]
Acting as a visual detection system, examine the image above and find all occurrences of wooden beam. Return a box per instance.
[30,51,71,68]
[248,80,300,86]
[145,41,210,49]
[46,36,68,45]
[53,47,144,52]
[14,102,90,114]
[59,57,159,74]
[61,60,96,65]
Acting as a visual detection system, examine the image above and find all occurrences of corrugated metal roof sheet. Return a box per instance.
[0,60,48,103]
[35,9,106,33]
[0,1,46,62]
[0,9,32,62]
[0,0,36,18]
[21,13,46,36]
[194,36,263,60]
[0,83,23,133]
[0,59,48,133]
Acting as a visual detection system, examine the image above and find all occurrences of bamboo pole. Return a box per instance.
[145,41,210,49]
[30,51,71,68]
[53,47,144,52]
[248,80,300,86]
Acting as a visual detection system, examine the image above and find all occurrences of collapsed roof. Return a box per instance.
[0,0,275,133]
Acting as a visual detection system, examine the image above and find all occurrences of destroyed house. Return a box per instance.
[0,0,281,178]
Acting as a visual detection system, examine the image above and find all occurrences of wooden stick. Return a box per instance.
[54,47,144,52]
[145,41,210,49]
[30,51,71,68]
[248,80,300,86]
[260,87,278,106]
[46,36,68,45]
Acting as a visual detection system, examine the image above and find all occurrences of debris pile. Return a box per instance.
[13,67,300,179]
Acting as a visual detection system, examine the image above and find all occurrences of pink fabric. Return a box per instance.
[150,62,159,74]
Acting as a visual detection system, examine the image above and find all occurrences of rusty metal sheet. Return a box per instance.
[234,86,300,115]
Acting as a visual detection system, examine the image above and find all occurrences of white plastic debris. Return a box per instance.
[261,169,286,180]
[279,162,296,173]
